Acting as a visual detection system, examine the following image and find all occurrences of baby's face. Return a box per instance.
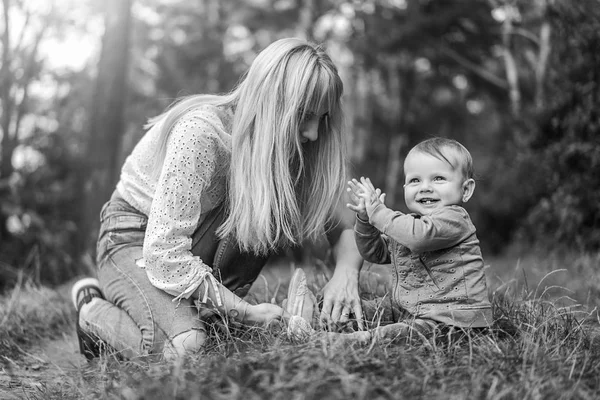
[403,151,468,215]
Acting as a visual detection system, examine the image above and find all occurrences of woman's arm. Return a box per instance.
[320,202,365,329]
[194,276,288,324]
[143,107,286,325]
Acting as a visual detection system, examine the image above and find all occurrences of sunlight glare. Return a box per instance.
[42,33,101,71]
[9,0,104,71]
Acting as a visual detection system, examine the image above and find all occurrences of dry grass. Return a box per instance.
[0,275,72,361]
[1,251,600,399]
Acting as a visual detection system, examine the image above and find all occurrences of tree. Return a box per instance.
[0,0,52,180]
[516,0,600,251]
[79,0,132,258]
[334,0,504,208]
[0,0,103,287]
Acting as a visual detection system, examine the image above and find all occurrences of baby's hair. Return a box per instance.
[409,137,474,179]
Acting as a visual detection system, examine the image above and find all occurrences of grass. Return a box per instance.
[1,251,600,399]
[0,275,72,361]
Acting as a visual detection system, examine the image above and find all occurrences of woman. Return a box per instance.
[71,37,364,360]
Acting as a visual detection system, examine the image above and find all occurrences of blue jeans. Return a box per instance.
[79,191,269,359]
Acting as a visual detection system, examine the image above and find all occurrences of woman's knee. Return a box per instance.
[163,328,207,360]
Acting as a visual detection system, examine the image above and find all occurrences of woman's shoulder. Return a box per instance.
[171,104,233,147]
[182,104,233,130]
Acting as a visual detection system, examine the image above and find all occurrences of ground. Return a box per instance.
[0,327,83,398]
[1,256,600,399]
[0,261,308,399]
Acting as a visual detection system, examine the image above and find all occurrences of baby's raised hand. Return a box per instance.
[357,177,386,217]
[346,179,368,220]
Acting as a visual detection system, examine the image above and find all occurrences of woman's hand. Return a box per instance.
[321,214,365,330]
[320,260,364,330]
[243,303,290,326]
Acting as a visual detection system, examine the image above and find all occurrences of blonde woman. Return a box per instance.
[71,38,364,360]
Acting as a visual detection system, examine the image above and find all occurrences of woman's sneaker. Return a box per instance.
[71,278,104,360]
[285,268,317,340]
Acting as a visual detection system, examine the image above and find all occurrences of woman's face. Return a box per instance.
[299,105,329,144]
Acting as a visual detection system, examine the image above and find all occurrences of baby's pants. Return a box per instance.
[359,297,440,342]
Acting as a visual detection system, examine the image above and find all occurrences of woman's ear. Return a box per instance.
[462,179,475,203]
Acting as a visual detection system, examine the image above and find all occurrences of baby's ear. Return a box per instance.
[462,179,475,203]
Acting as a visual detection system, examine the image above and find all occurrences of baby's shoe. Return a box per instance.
[71,278,104,360]
[285,268,317,340]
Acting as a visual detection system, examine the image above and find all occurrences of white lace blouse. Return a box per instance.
[116,104,233,301]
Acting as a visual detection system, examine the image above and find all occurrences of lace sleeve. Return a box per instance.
[142,107,226,304]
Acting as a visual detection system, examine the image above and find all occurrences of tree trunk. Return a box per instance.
[79,0,132,261]
[535,21,551,110]
[296,0,315,41]
[384,135,405,207]
[348,67,371,169]
[502,8,521,116]
[1,0,14,179]
[383,60,404,207]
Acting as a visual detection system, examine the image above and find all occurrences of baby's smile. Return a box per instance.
[417,197,439,205]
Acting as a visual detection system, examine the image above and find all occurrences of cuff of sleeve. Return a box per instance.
[356,214,369,223]
[354,215,379,237]
[369,203,396,232]
[172,264,222,307]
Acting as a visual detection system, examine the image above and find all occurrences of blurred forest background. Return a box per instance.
[0,0,599,291]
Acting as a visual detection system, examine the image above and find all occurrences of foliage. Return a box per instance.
[0,0,98,289]
[0,130,90,291]
[0,66,94,291]
[514,1,600,251]
[1,0,600,287]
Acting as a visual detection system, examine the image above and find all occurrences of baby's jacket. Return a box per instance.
[354,204,493,328]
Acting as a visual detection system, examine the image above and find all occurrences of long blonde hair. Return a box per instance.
[147,38,346,255]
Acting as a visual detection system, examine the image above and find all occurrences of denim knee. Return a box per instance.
[163,328,207,360]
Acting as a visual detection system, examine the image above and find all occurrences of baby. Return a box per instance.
[342,137,493,342]
[285,138,493,343]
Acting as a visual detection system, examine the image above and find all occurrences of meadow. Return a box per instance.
[1,250,599,400]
